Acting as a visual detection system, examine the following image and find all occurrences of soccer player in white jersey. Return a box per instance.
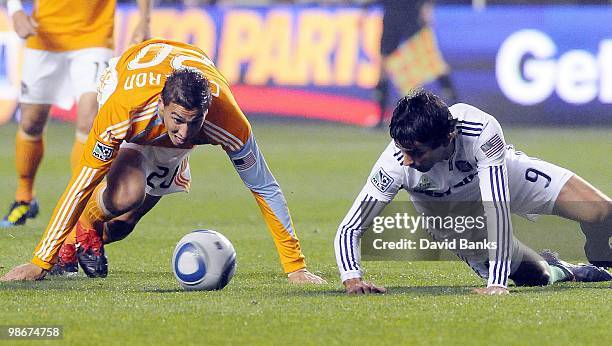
[335,89,611,295]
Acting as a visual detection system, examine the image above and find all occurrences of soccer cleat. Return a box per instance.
[0,199,39,228]
[49,243,79,277]
[541,250,612,282]
[540,250,575,282]
[76,222,108,278]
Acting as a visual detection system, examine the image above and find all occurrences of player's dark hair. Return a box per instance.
[389,88,457,149]
[161,69,212,115]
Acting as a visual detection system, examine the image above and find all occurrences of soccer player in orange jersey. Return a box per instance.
[1,39,327,284]
[1,0,151,227]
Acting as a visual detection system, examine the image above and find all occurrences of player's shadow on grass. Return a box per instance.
[285,283,608,297]
[288,285,472,297]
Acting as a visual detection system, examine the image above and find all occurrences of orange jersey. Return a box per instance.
[26,0,115,51]
[85,39,252,169]
[32,39,305,273]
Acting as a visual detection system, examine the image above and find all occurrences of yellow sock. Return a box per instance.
[15,130,44,202]
[80,181,113,231]
[70,132,88,171]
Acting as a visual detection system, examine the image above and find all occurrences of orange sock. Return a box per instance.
[80,181,113,231]
[70,132,88,171]
[15,130,44,202]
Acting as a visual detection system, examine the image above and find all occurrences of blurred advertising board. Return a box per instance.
[0,5,610,126]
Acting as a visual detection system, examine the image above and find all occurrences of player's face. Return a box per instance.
[160,102,206,146]
[396,141,449,172]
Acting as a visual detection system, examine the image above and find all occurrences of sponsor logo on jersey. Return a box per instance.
[480,134,504,158]
[232,150,257,171]
[414,175,438,191]
[454,160,473,172]
[370,167,394,193]
[93,141,114,161]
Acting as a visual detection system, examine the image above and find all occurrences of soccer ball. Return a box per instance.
[172,230,237,291]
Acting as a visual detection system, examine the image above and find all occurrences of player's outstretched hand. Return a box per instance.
[0,263,46,282]
[472,286,509,296]
[287,269,327,284]
[344,278,386,295]
[11,10,37,39]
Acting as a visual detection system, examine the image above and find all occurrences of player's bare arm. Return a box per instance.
[130,0,152,44]
[7,0,37,39]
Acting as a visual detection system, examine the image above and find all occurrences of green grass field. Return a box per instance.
[0,121,610,345]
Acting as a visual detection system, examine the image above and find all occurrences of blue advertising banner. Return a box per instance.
[435,5,612,125]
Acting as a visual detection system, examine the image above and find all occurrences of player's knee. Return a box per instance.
[20,116,47,136]
[105,184,145,216]
[511,260,551,287]
[534,269,551,287]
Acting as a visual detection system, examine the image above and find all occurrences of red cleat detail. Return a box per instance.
[76,222,103,256]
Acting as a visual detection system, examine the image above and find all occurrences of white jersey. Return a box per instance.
[335,103,572,288]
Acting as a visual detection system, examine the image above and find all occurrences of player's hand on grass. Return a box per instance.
[0,263,47,282]
[11,10,37,39]
[472,286,509,296]
[287,269,327,284]
[344,278,386,295]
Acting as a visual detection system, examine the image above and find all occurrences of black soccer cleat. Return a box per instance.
[541,250,612,282]
[49,243,79,277]
[75,222,108,278]
[571,264,612,282]
[0,199,39,228]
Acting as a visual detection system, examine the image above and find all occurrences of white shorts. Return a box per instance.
[120,142,193,197]
[20,47,113,105]
[505,146,574,218]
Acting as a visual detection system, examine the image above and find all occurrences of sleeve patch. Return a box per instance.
[232,150,257,171]
[93,141,114,161]
[480,134,504,158]
[370,167,394,193]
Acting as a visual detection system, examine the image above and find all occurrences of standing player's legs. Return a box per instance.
[553,175,612,267]
[68,48,113,170]
[1,49,68,227]
[71,93,97,170]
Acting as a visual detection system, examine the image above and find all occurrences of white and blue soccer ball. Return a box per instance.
[172,230,236,291]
